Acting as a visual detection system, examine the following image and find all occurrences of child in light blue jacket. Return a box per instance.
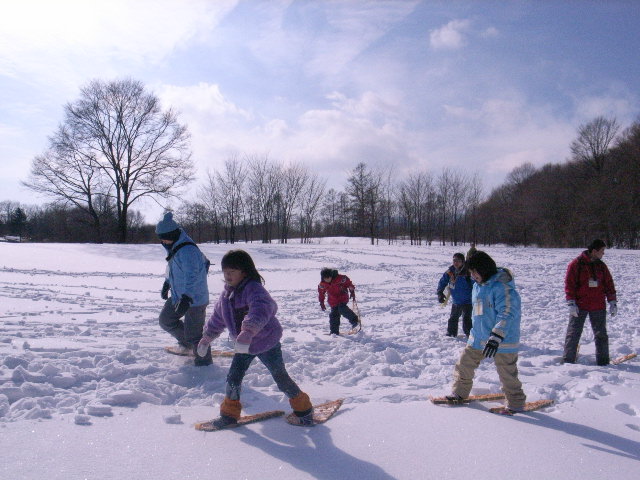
[446,251,526,413]
[156,212,211,366]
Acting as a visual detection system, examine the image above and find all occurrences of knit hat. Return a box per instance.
[466,251,497,282]
[156,212,180,240]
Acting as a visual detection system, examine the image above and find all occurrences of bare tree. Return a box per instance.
[346,162,383,244]
[23,126,110,241]
[570,116,620,173]
[435,168,452,245]
[397,171,433,245]
[175,202,206,243]
[447,170,469,246]
[380,166,397,245]
[202,155,245,243]
[299,173,326,243]
[26,78,194,242]
[246,154,281,243]
[466,172,483,245]
[277,163,308,243]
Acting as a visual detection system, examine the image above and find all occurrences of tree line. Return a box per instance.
[3,77,639,248]
[474,116,640,248]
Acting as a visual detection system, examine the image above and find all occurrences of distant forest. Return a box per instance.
[3,113,639,249]
[3,79,639,248]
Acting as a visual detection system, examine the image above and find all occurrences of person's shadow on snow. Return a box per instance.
[505,411,640,461]
[235,410,397,480]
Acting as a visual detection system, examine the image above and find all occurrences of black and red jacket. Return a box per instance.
[565,251,616,312]
[318,275,355,308]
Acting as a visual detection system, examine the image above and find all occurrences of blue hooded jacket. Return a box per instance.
[437,266,473,305]
[467,268,521,353]
[163,230,209,307]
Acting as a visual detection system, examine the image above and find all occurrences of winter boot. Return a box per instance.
[194,344,212,366]
[445,393,465,403]
[289,392,313,425]
[220,397,242,421]
[294,408,315,426]
[208,415,238,429]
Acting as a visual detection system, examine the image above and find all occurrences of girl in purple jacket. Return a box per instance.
[197,250,313,428]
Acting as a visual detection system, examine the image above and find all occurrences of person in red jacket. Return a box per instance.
[318,268,359,335]
[563,239,617,365]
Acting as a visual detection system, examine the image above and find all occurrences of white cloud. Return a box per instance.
[243,1,417,79]
[158,83,252,121]
[572,91,638,124]
[429,19,471,50]
[0,0,237,84]
[482,26,499,38]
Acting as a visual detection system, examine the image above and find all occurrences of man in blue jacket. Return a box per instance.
[446,251,526,413]
[156,212,212,366]
[437,253,473,337]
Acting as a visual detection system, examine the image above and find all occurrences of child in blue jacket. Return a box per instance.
[437,252,473,337]
[446,251,526,413]
[156,212,211,366]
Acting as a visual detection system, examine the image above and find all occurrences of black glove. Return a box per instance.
[320,302,326,311]
[438,292,446,304]
[161,281,170,300]
[483,333,504,358]
[349,290,355,300]
[174,294,193,317]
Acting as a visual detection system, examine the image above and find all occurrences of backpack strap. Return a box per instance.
[166,242,211,272]
[166,241,197,261]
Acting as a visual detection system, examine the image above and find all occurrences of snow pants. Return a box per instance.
[451,345,526,410]
[159,299,211,365]
[221,343,312,418]
[329,302,359,334]
[563,309,609,365]
[447,303,472,337]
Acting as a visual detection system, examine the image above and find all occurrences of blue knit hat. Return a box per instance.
[156,212,180,236]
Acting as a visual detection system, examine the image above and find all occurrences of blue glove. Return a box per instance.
[174,294,193,318]
[483,333,503,358]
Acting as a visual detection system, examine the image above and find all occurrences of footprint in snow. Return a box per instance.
[614,403,638,416]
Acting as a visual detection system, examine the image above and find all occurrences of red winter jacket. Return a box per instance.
[565,251,616,312]
[318,274,355,308]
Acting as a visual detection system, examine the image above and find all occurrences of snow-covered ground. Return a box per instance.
[1,239,638,480]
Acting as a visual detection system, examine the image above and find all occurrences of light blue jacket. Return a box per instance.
[163,231,209,307]
[467,268,521,353]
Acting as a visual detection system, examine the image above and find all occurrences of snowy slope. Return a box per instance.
[0,240,638,480]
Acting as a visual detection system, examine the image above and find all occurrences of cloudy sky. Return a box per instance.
[1,0,639,221]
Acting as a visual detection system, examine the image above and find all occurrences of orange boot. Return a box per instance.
[210,397,241,429]
[289,392,314,425]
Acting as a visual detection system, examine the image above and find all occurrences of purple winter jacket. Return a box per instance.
[204,278,283,355]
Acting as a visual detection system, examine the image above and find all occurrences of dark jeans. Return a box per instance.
[225,343,302,401]
[329,303,359,334]
[563,309,609,365]
[159,299,211,365]
[447,303,472,337]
